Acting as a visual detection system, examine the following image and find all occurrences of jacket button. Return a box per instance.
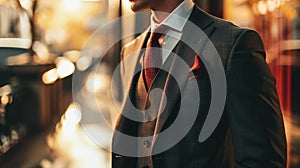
[143,140,151,148]
[115,155,122,159]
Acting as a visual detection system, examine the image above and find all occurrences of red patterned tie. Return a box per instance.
[144,25,168,90]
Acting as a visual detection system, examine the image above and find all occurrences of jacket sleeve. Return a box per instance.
[226,29,287,168]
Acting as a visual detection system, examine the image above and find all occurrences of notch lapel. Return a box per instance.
[119,31,149,122]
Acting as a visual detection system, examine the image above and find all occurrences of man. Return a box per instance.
[112,0,287,167]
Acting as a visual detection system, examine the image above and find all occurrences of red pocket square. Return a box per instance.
[189,55,206,80]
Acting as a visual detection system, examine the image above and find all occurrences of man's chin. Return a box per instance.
[130,7,149,12]
[129,1,150,12]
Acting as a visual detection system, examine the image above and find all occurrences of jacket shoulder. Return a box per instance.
[212,16,262,43]
[121,31,148,59]
[207,16,264,68]
[214,17,249,39]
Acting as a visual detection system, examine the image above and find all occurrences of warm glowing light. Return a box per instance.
[275,0,282,7]
[123,0,131,10]
[61,0,82,12]
[77,56,92,71]
[252,2,259,15]
[19,0,32,11]
[64,50,81,63]
[42,68,58,84]
[47,102,110,167]
[85,73,108,93]
[61,119,77,136]
[258,1,268,15]
[267,0,277,12]
[56,57,75,79]
[281,4,298,20]
[61,102,82,137]
[81,0,103,1]
[45,30,67,45]
[0,85,12,96]
[65,103,82,124]
[32,41,51,63]
[252,0,293,16]
[123,0,133,14]
[1,95,9,106]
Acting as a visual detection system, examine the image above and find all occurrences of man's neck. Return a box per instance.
[151,0,184,23]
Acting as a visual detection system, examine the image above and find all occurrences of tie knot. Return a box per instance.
[149,25,169,45]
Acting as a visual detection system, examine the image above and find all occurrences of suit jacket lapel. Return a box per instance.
[120,31,149,122]
[122,31,148,93]
[152,6,216,141]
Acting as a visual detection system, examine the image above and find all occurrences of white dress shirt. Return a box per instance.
[149,0,194,63]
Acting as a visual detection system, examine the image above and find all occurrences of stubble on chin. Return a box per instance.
[130,0,152,12]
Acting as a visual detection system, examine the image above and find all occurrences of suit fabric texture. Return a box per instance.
[112,5,287,168]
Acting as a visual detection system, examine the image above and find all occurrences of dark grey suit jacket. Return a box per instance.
[112,5,287,168]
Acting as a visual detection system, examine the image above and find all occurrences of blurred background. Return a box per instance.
[0,0,299,167]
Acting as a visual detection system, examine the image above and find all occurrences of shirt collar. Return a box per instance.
[150,0,194,32]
